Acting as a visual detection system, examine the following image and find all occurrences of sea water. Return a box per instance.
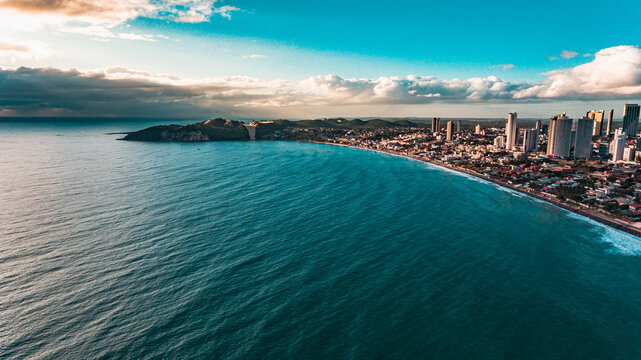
[2,121,641,359]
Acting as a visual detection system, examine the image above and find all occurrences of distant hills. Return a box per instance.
[122,118,428,142]
[258,118,427,129]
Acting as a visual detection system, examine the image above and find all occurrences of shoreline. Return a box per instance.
[302,140,641,240]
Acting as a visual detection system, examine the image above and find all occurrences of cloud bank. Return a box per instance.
[0,0,239,23]
[0,0,240,40]
[1,45,640,117]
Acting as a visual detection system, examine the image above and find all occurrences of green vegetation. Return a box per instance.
[603,201,619,212]
[124,118,429,142]
[555,185,586,202]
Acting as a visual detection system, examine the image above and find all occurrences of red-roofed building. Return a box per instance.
[629,204,641,215]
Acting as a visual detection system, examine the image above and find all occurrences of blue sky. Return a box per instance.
[0,0,640,118]
[94,0,640,79]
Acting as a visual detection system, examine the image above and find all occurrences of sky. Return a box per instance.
[0,0,640,119]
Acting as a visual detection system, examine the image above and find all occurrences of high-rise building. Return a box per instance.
[547,117,556,155]
[547,114,572,158]
[431,117,441,132]
[612,128,627,162]
[622,104,640,137]
[505,112,518,150]
[474,124,481,134]
[623,147,636,162]
[456,120,461,133]
[446,121,454,141]
[494,136,505,148]
[606,109,614,136]
[574,116,593,158]
[535,120,542,131]
[587,110,605,136]
[522,128,539,153]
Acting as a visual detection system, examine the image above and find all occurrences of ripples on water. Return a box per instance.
[2,122,641,359]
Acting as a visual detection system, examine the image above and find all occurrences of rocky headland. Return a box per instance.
[122,118,426,142]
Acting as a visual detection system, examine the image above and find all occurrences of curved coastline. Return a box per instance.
[301,140,641,242]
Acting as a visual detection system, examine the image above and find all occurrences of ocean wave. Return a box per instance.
[562,211,641,256]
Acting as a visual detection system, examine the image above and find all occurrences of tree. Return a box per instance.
[603,201,619,212]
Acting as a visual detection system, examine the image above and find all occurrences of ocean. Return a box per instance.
[2,121,641,359]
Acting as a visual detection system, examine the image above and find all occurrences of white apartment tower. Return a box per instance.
[612,128,627,162]
[505,112,518,150]
[547,114,573,158]
[446,121,454,141]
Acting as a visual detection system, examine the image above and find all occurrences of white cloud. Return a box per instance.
[214,5,241,20]
[242,54,266,59]
[560,50,579,59]
[0,0,240,40]
[0,41,28,52]
[0,37,51,63]
[1,45,640,117]
[0,0,240,23]
[548,56,559,61]
[490,64,514,70]
[515,45,641,99]
[118,32,167,42]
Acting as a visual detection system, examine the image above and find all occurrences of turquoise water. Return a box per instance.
[2,122,641,359]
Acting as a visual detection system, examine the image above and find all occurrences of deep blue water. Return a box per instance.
[2,122,641,359]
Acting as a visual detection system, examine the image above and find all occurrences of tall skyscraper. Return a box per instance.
[535,119,542,131]
[522,128,539,153]
[547,114,572,158]
[547,117,556,155]
[612,128,627,162]
[456,120,461,133]
[622,104,640,137]
[587,110,604,136]
[574,116,594,158]
[431,117,441,132]
[606,109,614,136]
[446,121,454,141]
[474,124,481,134]
[546,113,565,155]
[505,112,518,150]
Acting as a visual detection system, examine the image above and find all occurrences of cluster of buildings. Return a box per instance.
[278,104,641,230]
[495,104,641,163]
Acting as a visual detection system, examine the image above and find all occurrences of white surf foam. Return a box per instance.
[329,145,641,256]
[563,212,641,256]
